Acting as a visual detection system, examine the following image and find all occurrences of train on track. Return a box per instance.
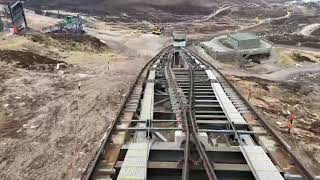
[79,39,316,180]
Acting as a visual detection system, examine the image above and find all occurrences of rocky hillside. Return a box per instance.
[23,0,289,16]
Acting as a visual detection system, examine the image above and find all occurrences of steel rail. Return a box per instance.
[185,54,218,180]
[165,57,190,180]
[182,111,190,180]
[186,48,316,180]
[167,52,218,180]
[183,49,281,180]
[80,45,316,180]
[80,46,171,180]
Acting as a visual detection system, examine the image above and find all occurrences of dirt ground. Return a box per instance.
[228,74,320,172]
[189,8,320,172]
[266,34,320,49]
[22,0,288,21]
[0,0,320,179]
[194,44,320,174]
[190,1,320,170]
[0,11,168,179]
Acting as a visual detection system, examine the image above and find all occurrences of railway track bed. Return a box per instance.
[80,46,316,180]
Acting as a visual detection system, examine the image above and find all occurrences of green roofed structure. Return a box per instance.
[226,33,261,49]
[200,32,273,62]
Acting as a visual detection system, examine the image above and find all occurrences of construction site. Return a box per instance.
[0,0,319,180]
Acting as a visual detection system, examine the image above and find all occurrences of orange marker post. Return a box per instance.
[288,112,296,133]
[13,24,17,34]
[248,88,252,102]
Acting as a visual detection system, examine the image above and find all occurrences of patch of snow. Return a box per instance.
[300,23,320,36]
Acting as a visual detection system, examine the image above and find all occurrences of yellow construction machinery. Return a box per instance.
[152,26,162,35]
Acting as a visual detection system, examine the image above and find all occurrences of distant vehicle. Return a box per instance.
[172,32,187,48]
[152,26,162,35]
[42,16,84,34]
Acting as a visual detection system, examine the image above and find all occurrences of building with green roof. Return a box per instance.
[226,32,261,49]
[200,32,273,62]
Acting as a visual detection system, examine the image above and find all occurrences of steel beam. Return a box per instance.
[117,127,182,131]
[115,161,251,172]
[195,115,227,119]
[121,142,242,152]
[117,59,162,180]
[130,119,179,123]
[199,129,266,135]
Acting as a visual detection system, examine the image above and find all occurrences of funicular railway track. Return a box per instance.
[81,46,316,180]
[166,51,218,180]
